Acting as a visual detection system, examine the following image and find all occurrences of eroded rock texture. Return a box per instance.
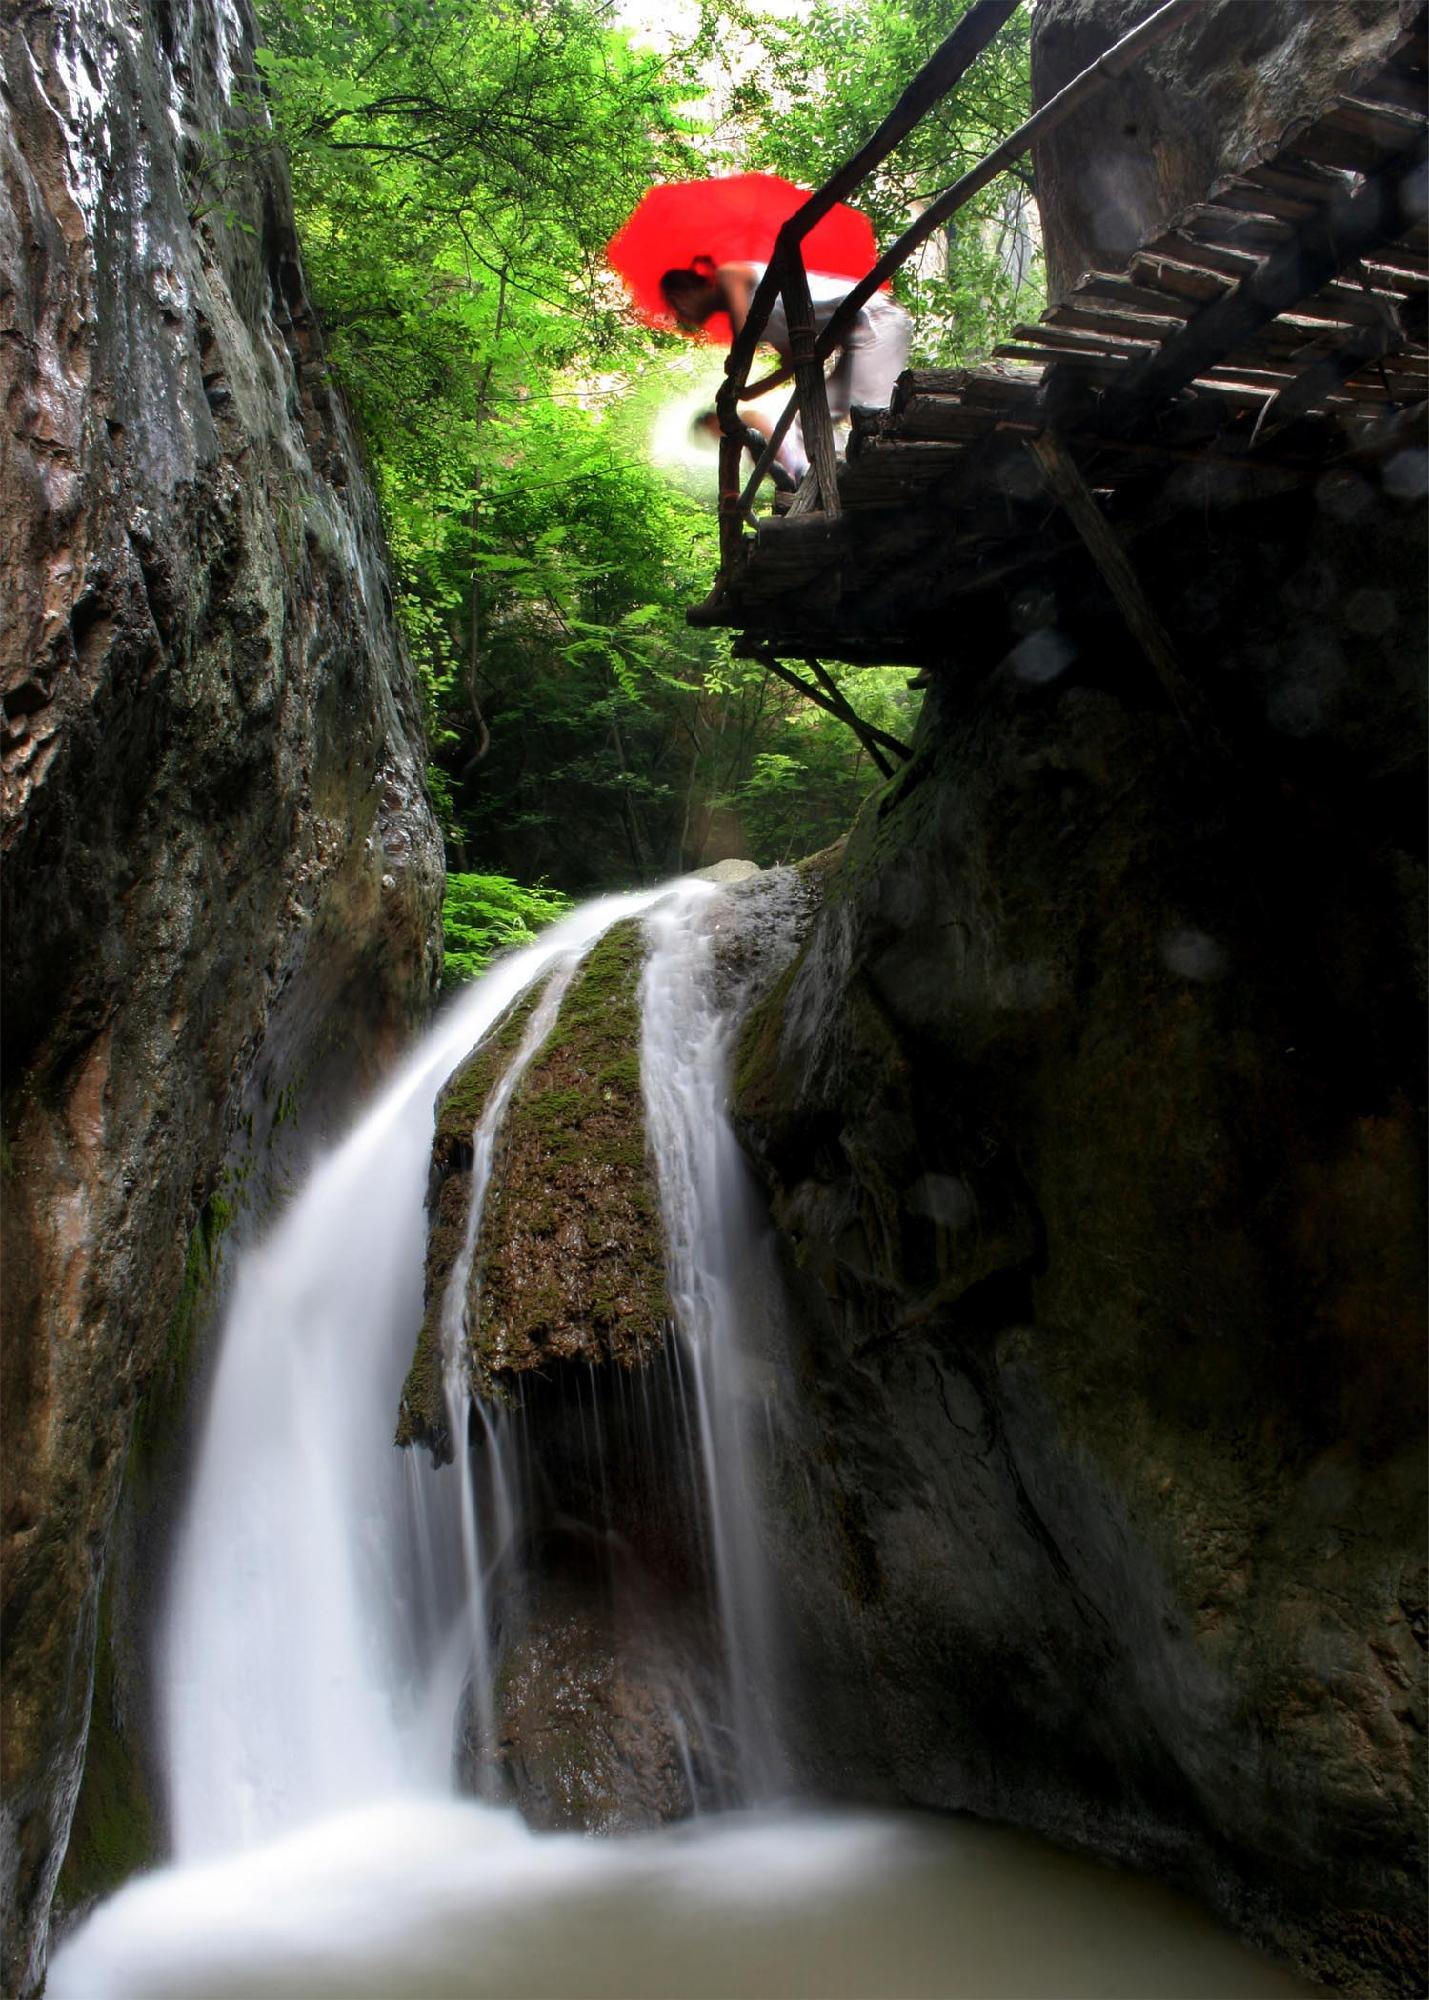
[1031,0,1407,299]
[734,454,1427,1993]
[0,2,443,1987]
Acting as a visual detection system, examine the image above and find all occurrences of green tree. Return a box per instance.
[241,0,936,923]
[709,0,1041,361]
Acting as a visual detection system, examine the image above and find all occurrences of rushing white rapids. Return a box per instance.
[53,876,1315,2000]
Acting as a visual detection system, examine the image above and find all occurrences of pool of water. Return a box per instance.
[50,1799,1314,2000]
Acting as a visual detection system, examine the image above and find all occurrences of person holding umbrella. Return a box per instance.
[608,173,911,485]
[658,255,911,481]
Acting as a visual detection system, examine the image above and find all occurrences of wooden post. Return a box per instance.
[717,428,744,575]
[779,248,842,518]
[1024,432,1200,734]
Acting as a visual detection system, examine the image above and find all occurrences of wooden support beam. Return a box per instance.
[1253,298,1411,442]
[1025,432,1201,735]
[744,649,912,774]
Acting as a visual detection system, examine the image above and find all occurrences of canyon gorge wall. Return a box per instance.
[733,303,1426,2000]
[0,2,443,1988]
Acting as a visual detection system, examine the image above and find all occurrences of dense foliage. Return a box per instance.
[442,875,575,985]
[239,0,1035,971]
[718,0,1042,362]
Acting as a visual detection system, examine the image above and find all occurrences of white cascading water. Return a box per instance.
[640,883,785,1790]
[435,958,579,1781]
[50,877,1313,2000]
[159,886,670,1858]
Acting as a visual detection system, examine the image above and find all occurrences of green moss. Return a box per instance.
[433,978,550,1160]
[733,958,799,1127]
[52,1581,156,1916]
[397,976,555,1454]
[474,919,669,1377]
[128,1193,231,1502]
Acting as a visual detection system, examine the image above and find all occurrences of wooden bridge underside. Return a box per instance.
[691,11,1429,674]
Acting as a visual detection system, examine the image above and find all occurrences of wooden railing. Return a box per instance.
[713,0,1210,581]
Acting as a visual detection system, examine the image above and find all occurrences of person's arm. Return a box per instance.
[717,262,759,339]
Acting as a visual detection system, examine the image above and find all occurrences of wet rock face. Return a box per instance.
[474,1587,707,1832]
[734,478,1426,1996]
[1030,0,1405,299]
[0,1,442,1988]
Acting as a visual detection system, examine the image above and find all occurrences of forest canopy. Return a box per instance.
[237,0,1039,978]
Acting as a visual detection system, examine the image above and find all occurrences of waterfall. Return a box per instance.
[52,875,1314,2000]
[159,887,672,1857]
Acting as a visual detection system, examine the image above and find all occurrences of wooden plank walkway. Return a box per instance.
[691,8,1428,668]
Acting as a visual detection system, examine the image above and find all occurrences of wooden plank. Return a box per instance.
[1348,71,1429,117]
[1127,254,1234,303]
[1356,256,1429,294]
[1180,204,1293,255]
[1010,321,1154,358]
[1242,159,1355,207]
[1025,432,1200,734]
[1211,179,1321,223]
[995,344,1129,373]
[894,365,1042,408]
[1308,278,1412,327]
[1292,119,1394,176]
[884,396,1002,441]
[1099,131,1429,436]
[843,439,982,479]
[1070,271,1196,318]
[1325,95,1427,148]
[1140,231,1263,279]
[1045,300,1185,339]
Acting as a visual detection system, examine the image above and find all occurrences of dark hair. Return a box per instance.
[659,266,703,303]
[659,256,719,315]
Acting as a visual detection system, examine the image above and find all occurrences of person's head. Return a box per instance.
[660,257,720,330]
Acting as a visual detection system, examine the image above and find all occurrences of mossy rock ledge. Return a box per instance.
[397,922,669,1459]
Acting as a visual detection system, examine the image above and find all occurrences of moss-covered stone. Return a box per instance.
[51,1581,156,1920]
[396,978,552,1461]
[473,920,669,1384]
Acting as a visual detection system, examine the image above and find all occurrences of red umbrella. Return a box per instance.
[608,173,882,344]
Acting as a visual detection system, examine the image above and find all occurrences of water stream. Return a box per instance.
[50,879,1312,2000]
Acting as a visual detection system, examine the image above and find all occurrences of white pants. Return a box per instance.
[783,294,912,479]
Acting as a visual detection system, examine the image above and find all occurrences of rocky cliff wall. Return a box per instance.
[0,2,443,1989]
[733,463,1427,1997]
[1030,0,1407,300]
